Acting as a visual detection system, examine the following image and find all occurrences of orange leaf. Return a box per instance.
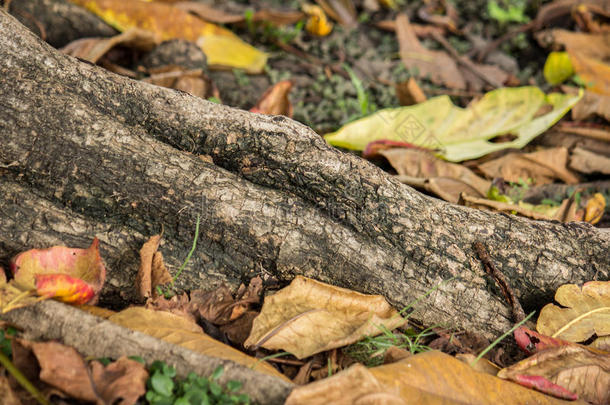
[35,274,95,305]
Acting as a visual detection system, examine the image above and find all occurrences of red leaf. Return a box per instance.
[511,374,578,401]
[11,238,106,304]
[35,273,95,305]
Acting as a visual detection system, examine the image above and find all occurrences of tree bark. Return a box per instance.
[2,300,293,405]
[0,9,608,341]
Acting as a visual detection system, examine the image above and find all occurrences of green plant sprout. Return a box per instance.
[487,0,529,24]
[472,311,535,366]
[343,64,375,119]
[146,361,250,405]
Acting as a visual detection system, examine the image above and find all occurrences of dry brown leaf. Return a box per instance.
[90,357,148,405]
[0,374,22,405]
[537,281,610,342]
[60,28,159,63]
[382,148,490,203]
[395,78,427,106]
[478,147,581,185]
[146,292,195,321]
[244,276,406,359]
[136,235,162,300]
[315,0,357,27]
[76,304,116,319]
[570,147,610,175]
[461,194,570,221]
[190,286,243,325]
[455,353,500,376]
[109,306,289,381]
[175,2,304,26]
[549,30,610,95]
[498,345,610,405]
[143,66,217,100]
[286,351,582,404]
[396,13,465,89]
[250,80,294,117]
[572,89,610,121]
[27,341,99,402]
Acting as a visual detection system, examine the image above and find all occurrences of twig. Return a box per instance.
[473,242,526,323]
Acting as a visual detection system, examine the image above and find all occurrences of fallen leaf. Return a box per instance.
[498,345,610,404]
[303,4,333,36]
[395,78,427,106]
[175,3,304,26]
[514,326,574,355]
[396,13,465,89]
[244,276,406,359]
[286,351,581,404]
[90,357,148,405]
[136,235,171,300]
[569,147,610,175]
[548,30,610,95]
[143,66,217,100]
[0,374,21,405]
[585,193,606,224]
[68,0,267,73]
[455,353,500,376]
[571,89,610,121]
[537,282,610,342]
[250,80,294,117]
[35,273,95,304]
[109,306,289,381]
[27,341,99,402]
[544,51,574,85]
[380,148,490,203]
[325,87,581,161]
[315,0,357,27]
[60,28,158,63]
[478,147,580,185]
[10,238,105,305]
[461,193,570,221]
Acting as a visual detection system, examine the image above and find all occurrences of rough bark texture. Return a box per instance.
[2,300,293,405]
[0,10,608,342]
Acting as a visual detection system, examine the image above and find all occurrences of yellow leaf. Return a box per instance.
[68,0,267,73]
[285,351,580,404]
[109,307,289,381]
[537,282,610,342]
[244,276,406,359]
[584,193,606,225]
[302,4,333,36]
[544,52,574,85]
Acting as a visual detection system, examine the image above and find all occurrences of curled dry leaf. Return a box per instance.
[498,345,610,404]
[537,281,610,342]
[478,147,581,185]
[381,148,490,203]
[109,306,289,381]
[570,148,610,176]
[244,276,406,359]
[584,193,606,224]
[60,28,159,63]
[303,4,333,36]
[90,357,148,405]
[286,350,581,404]
[250,80,294,117]
[136,235,171,300]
